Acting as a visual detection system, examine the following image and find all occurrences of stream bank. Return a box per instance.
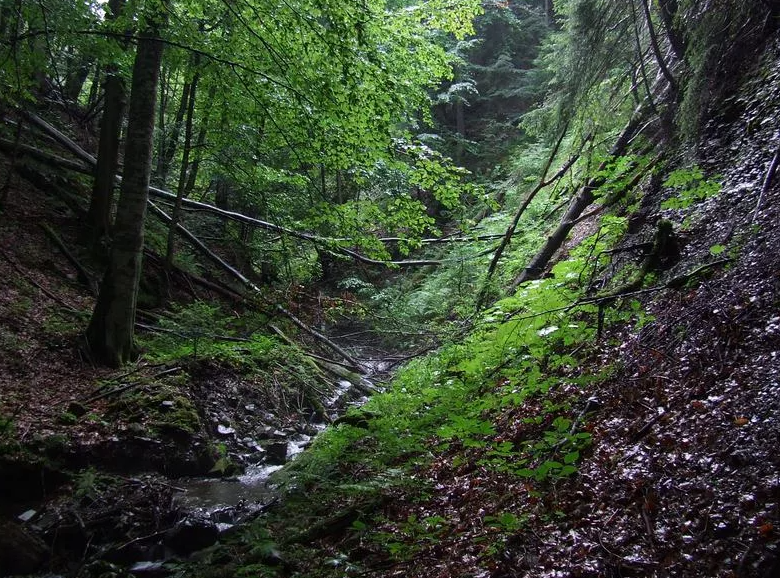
[0,329,394,578]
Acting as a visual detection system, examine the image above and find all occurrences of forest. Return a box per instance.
[1,0,779,576]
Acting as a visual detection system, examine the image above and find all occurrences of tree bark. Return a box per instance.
[164,66,199,277]
[83,0,126,250]
[656,0,685,61]
[155,62,193,186]
[86,6,166,367]
[639,0,677,95]
[63,54,91,103]
[183,83,214,197]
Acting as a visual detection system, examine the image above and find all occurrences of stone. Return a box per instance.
[217,424,235,435]
[248,450,266,464]
[164,517,219,555]
[265,441,288,465]
[0,520,49,576]
[67,401,87,417]
[17,509,37,523]
[129,561,166,574]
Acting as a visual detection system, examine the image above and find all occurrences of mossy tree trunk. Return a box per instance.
[86,6,166,367]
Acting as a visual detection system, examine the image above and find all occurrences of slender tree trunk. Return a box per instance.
[86,64,102,110]
[545,0,555,27]
[183,82,213,197]
[86,7,166,367]
[639,0,677,94]
[164,68,199,276]
[83,0,126,250]
[155,65,169,177]
[455,98,465,164]
[84,72,126,247]
[63,53,91,103]
[156,68,192,186]
[656,0,685,61]
[511,107,649,290]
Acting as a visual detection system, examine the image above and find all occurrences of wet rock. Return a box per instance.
[248,449,266,463]
[127,422,146,435]
[164,517,219,555]
[216,424,235,435]
[0,520,49,576]
[265,441,289,465]
[255,426,275,439]
[67,401,87,417]
[129,561,167,575]
[17,509,37,523]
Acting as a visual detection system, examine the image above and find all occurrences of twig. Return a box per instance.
[750,142,780,224]
[114,529,169,552]
[598,508,621,558]
[640,502,656,550]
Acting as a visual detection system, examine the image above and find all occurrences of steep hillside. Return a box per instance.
[170,31,780,578]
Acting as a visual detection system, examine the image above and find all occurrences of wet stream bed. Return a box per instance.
[1,348,394,576]
[172,370,379,525]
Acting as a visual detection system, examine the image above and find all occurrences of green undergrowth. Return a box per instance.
[182,213,655,578]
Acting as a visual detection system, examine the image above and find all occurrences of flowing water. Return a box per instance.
[174,359,389,523]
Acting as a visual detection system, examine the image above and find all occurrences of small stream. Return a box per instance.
[174,357,389,524]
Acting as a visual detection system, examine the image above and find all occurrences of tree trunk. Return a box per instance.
[155,69,192,186]
[86,6,165,367]
[63,54,91,103]
[183,83,213,198]
[656,0,685,61]
[639,0,677,95]
[83,0,126,250]
[545,0,556,28]
[164,67,199,276]
[455,98,465,164]
[510,107,649,290]
[86,64,102,110]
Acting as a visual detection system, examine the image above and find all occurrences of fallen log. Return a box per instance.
[475,124,577,310]
[148,202,365,370]
[511,103,655,290]
[16,113,458,267]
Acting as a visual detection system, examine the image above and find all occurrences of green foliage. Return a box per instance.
[660,166,721,210]
[0,413,15,454]
[74,467,112,501]
[138,301,270,364]
[485,511,526,533]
